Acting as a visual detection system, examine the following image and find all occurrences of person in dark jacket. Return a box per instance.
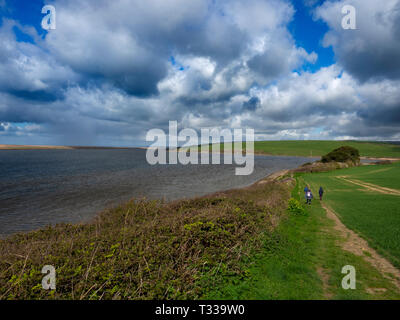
[319,187,324,201]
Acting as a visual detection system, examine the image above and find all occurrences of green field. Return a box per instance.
[250,141,400,158]
[302,162,400,268]
[207,173,400,299]
[332,162,400,190]
[207,161,400,299]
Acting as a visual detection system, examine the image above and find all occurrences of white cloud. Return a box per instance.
[1,0,399,145]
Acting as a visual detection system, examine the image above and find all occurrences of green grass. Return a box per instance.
[205,175,400,299]
[204,192,323,299]
[302,162,400,268]
[335,161,400,191]
[249,141,400,158]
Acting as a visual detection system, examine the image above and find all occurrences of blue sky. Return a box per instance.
[1,0,45,34]
[289,0,334,71]
[0,0,400,146]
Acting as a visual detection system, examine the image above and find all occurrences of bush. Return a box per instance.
[321,146,360,164]
[0,179,292,300]
[287,198,306,216]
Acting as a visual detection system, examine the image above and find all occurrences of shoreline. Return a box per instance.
[1,154,389,238]
[0,164,296,239]
[145,147,400,160]
[1,144,399,161]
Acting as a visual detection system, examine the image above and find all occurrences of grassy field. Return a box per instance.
[302,162,400,269]
[248,141,400,158]
[333,162,400,190]
[206,175,400,299]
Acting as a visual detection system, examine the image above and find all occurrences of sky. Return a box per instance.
[0,0,399,146]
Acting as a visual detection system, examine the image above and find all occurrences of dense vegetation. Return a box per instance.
[321,146,360,164]
[0,177,292,300]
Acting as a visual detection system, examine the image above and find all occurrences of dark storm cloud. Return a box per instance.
[316,0,400,82]
[156,16,249,66]
[242,96,260,111]
[330,119,400,140]
[7,89,59,102]
[0,93,57,124]
[358,103,400,126]
[248,52,287,78]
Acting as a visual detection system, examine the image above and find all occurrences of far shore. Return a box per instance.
[0,144,136,150]
[162,147,400,161]
[1,144,399,161]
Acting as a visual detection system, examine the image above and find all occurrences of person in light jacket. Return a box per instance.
[306,190,313,205]
[304,185,309,201]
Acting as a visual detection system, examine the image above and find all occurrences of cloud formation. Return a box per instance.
[0,0,399,145]
[315,0,400,82]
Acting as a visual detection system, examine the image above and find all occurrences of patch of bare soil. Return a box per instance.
[322,203,400,290]
[361,157,400,162]
[366,288,387,294]
[257,170,289,185]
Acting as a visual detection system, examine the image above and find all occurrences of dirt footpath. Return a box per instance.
[322,203,400,290]
[336,176,400,196]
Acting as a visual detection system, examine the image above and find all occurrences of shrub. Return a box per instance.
[321,146,360,164]
[287,198,306,216]
[0,179,292,300]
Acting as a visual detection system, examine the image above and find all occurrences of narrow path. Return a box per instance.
[336,176,400,196]
[362,168,392,175]
[321,203,400,290]
[316,266,333,299]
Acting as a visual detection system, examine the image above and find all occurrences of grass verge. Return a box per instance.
[302,162,400,268]
[205,174,400,299]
